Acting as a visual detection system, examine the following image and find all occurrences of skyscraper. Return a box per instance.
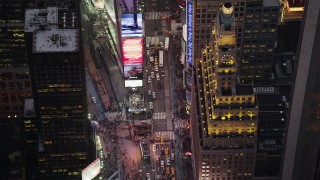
[281,0,320,179]
[24,1,94,179]
[239,0,280,84]
[194,3,258,179]
[0,1,34,179]
[0,0,33,119]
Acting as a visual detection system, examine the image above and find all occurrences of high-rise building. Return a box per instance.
[24,2,94,179]
[194,3,258,179]
[0,1,34,179]
[281,0,320,179]
[0,0,33,119]
[191,0,246,61]
[239,0,280,84]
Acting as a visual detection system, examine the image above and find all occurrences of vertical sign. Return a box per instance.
[187,1,193,66]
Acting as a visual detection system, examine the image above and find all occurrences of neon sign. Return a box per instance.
[187,1,193,66]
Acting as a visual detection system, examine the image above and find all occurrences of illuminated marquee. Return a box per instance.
[122,38,143,65]
[187,1,193,66]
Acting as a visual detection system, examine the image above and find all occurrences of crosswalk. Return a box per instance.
[165,90,170,97]
[153,112,166,119]
[145,11,171,20]
[154,131,175,140]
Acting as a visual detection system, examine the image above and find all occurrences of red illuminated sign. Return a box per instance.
[122,38,143,65]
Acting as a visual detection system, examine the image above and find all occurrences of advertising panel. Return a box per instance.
[122,38,143,65]
[105,0,116,24]
[81,158,101,180]
[121,13,143,37]
[124,64,143,78]
[185,72,192,87]
[125,79,143,87]
[187,1,193,66]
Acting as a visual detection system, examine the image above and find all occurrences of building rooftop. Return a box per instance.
[24,7,58,32]
[235,85,254,95]
[263,0,280,7]
[25,7,79,53]
[33,29,78,53]
[24,98,35,118]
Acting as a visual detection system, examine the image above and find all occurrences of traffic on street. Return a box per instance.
[80,0,190,179]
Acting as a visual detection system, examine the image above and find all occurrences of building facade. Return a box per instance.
[0,0,33,119]
[281,0,320,179]
[239,0,280,84]
[24,2,94,179]
[194,4,258,179]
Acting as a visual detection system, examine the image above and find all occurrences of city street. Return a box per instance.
[80,0,186,179]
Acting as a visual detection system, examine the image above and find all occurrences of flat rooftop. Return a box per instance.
[25,7,58,32]
[24,98,35,118]
[33,29,78,53]
[236,85,254,95]
[263,0,280,7]
[25,7,79,53]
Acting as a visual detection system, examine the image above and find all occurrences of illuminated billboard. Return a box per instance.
[125,79,143,87]
[124,64,143,78]
[187,1,193,66]
[122,38,143,65]
[121,13,143,37]
[81,158,101,180]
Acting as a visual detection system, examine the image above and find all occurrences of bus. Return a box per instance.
[164,37,169,51]
[159,50,164,67]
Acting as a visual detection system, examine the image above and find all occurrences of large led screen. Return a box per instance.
[121,13,143,37]
[124,64,143,78]
[122,38,143,65]
[125,79,143,87]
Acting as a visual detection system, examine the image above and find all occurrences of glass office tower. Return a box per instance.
[24,1,94,179]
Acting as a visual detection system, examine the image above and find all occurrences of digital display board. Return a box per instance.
[124,64,143,78]
[121,13,143,37]
[125,79,143,87]
[187,1,193,66]
[122,38,143,65]
[81,158,101,180]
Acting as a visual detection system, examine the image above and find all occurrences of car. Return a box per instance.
[150,56,154,62]
[166,167,170,175]
[154,57,158,65]
[171,152,174,160]
[161,160,164,167]
[91,97,98,104]
[149,102,153,109]
[156,73,160,80]
[152,92,156,99]
[171,167,175,176]
[156,157,160,164]
[151,71,155,78]
[165,147,169,156]
[146,173,151,180]
[148,90,152,96]
[153,144,156,151]
[160,42,164,48]
[154,65,159,71]
[148,76,151,83]
[161,71,165,76]
[167,157,170,165]
[147,63,151,68]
